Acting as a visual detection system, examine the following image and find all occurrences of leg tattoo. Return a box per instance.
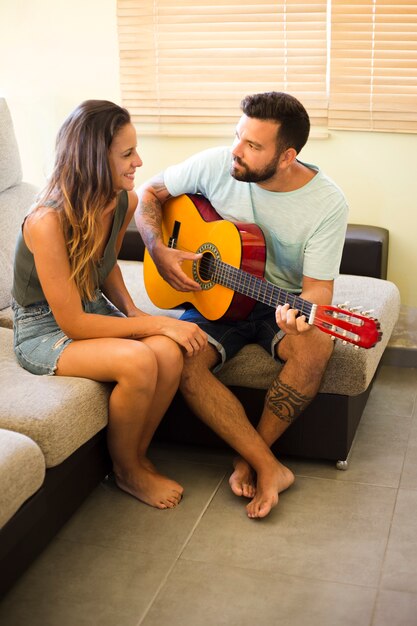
[266,379,313,425]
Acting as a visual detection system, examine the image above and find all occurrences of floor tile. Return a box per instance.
[141,559,376,626]
[284,410,411,488]
[372,589,417,626]
[0,538,174,626]
[182,475,396,587]
[58,457,226,557]
[380,489,417,593]
[364,366,417,418]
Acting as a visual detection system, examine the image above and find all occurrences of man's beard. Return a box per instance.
[230,153,280,183]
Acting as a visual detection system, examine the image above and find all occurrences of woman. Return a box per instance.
[12,100,207,509]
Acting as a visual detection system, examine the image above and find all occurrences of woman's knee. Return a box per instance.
[143,335,183,371]
[116,341,158,386]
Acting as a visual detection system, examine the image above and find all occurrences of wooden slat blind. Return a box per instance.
[329,0,417,132]
[117,0,329,135]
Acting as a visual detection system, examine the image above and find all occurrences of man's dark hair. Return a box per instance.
[240,92,310,154]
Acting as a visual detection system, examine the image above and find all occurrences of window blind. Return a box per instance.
[117,0,329,135]
[329,0,417,132]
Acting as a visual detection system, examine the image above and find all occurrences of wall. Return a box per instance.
[1,0,416,306]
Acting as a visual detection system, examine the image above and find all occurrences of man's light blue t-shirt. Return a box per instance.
[164,146,348,293]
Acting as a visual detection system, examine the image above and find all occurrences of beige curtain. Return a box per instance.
[329,0,417,132]
[117,0,328,135]
[118,0,417,134]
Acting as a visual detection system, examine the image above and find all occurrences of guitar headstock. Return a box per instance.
[314,304,382,349]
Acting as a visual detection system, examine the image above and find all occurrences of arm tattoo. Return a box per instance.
[137,178,171,251]
[140,198,163,248]
[265,379,313,424]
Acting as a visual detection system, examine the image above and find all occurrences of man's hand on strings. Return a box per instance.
[153,245,202,292]
[275,303,311,335]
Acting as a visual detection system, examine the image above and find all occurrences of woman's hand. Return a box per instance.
[159,317,208,356]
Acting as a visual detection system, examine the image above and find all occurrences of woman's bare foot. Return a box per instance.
[115,464,184,509]
[229,457,256,498]
[246,460,294,519]
[138,455,158,473]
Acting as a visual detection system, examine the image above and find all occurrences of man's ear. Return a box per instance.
[279,147,297,169]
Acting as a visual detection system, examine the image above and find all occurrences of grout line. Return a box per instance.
[135,471,227,626]
[368,420,413,625]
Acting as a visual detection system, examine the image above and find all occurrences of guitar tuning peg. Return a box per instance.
[337,301,349,308]
[342,340,347,345]
[354,345,360,350]
[349,306,362,312]
[362,309,374,315]
[331,336,336,341]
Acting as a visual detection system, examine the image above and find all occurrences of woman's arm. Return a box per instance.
[102,191,148,317]
[24,207,207,355]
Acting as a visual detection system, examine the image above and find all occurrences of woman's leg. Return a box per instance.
[55,336,184,509]
[136,335,183,461]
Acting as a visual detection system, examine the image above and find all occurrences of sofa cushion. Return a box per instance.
[0,328,110,468]
[0,99,22,193]
[0,428,45,529]
[0,182,38,312]
[120,260,400,397]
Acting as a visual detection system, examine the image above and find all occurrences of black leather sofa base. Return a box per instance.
[155,383,374,465]
[0,432,111,597]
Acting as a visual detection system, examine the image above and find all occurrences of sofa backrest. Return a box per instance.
[0,99,38,313]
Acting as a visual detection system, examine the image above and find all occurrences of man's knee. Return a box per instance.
[278,328,334,369]
[180,344,219,390]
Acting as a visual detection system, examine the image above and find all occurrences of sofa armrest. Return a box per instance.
[340,224,388,279]
[119,221,390,281]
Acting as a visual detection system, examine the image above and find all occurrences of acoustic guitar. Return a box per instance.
[143,194,382,349]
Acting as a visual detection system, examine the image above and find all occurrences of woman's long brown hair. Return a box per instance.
[35,100,131,301]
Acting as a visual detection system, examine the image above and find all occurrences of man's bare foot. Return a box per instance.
[246,461,294,519]
[229,457,256,498]
[115,464,184,509]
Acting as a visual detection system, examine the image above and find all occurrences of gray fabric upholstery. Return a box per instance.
[0,328,110,468]
[0,182,38,310]
[0,428,45,529]
[0,99,22,193]
[0,98,38,311]
[120,261,401,396]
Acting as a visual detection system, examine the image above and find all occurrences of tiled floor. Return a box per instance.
[0,364,417,625]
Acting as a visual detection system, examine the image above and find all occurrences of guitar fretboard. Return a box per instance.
[208,258,314,319]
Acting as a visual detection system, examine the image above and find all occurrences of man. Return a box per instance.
[135,92,348,519]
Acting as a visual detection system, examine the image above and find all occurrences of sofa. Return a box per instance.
[0,97,401,597]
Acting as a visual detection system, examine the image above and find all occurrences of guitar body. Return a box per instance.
[143,194,266,320]
[143,194,382,348]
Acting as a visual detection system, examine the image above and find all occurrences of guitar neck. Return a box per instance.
[211,259,315,322]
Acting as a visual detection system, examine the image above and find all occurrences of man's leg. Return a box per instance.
[232,327,334,510]
[180,345,294,518]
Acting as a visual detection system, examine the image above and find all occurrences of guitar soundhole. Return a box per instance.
[199,252,216,282]
[192,242,221,290]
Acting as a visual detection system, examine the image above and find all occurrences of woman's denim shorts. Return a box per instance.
[12,292,125,376]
